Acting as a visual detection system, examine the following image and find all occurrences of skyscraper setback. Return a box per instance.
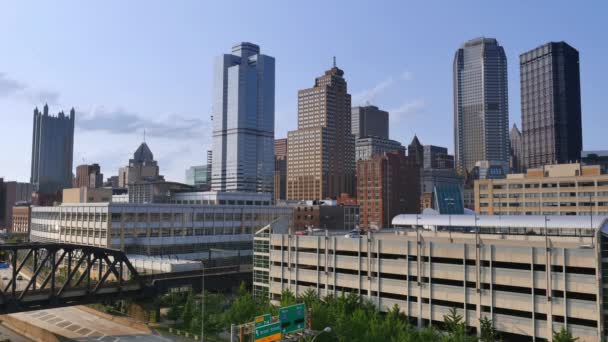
[287,63,355,200]
[520,42,582,169]
[351,105,388,139]
[453,38,509,174]
[30,104,75,194]
[211,42,275,193]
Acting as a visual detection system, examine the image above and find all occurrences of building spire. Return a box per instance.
[143,128,146,143]
[333,56,336,68]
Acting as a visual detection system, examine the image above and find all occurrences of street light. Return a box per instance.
[311,327,332,342]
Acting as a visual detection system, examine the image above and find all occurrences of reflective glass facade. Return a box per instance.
[30,105,75,194]
[520,42,582,169]
[211,42,275,193]
[454,38,509,173]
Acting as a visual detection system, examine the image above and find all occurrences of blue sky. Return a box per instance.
[0,1,606,182]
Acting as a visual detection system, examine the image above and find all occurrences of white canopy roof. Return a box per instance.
[392,214,608,232]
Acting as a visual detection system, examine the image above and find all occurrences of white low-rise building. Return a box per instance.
[31,201,292,261]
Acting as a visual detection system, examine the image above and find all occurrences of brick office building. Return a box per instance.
[357,151,419,229]
[11,204,31,236]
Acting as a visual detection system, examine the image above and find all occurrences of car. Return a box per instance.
[16,275,23,281]
[294,230,308,236]
[2,276,8,280]
[344,232,361,238]
[309,228,325,236]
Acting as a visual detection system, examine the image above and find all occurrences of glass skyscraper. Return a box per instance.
[520,42,582,169]
[453,37,509,174]
[30,104,75,194]
[211,42,275,193]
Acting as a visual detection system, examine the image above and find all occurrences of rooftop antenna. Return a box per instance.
[333,56,336,68]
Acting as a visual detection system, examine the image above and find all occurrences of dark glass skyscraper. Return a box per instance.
[520,42,582,169]
[30,104,75,194]
[453,38,509,174]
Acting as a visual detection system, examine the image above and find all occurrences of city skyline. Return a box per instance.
[0,1,606,182]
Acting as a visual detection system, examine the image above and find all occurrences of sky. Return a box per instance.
[0,1,606,183]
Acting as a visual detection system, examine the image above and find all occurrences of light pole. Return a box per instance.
[201,259,205,342]
[310,327,332,342]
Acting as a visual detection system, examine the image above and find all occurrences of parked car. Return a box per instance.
[294,230,308,236]
[344,232,361,238]
[16,275,23,281]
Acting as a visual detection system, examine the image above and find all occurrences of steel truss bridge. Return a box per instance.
[0,243,249,314]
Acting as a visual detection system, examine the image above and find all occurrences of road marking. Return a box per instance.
[56,321,71,328]
[77,327,92,335]
[66,324,81,332]
[47,317,62,324]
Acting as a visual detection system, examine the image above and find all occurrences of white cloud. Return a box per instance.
[351,76,395,106]
[0,73,25,96]
[0,72,60,104]
[400,71,413,81]
[73,105,212,181]
[389,99,427,122]
[76,106,209,140]
[351,70,413,106]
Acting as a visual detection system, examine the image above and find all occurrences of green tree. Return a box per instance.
[224,282,257,325]
[553,327,579,342]
[442,307,476,342]
[180,290,195,328]
[280,288,297,307]
[479,317,499,342]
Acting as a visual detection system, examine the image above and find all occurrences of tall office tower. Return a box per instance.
[520,42,582,169]
[274,139,288,200]
[351,105,389,139]
[510,124,523,173]
[408,135,424,167]
[30,104,75,194]
[74,164,103,188]
[211,42,275,193]
[454,38,509,174]
[118,142,164,187]
[287,62,355,200]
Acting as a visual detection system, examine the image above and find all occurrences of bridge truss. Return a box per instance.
[0,243,146,314]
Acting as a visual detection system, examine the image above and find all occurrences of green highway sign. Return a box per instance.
[255,314,271,327]
[279,303,306,334]
[254,321,281,342]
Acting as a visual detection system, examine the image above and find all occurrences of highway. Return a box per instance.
[13,307,172,341]
[0,266,30,292]
[0,265,170,341]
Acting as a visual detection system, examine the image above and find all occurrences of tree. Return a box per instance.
[479,317,498,342]
[180,290,195,328]
[553,327,579,342]
[442,307,476,342]
[224,282,257,325]
[280,288,297,307]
